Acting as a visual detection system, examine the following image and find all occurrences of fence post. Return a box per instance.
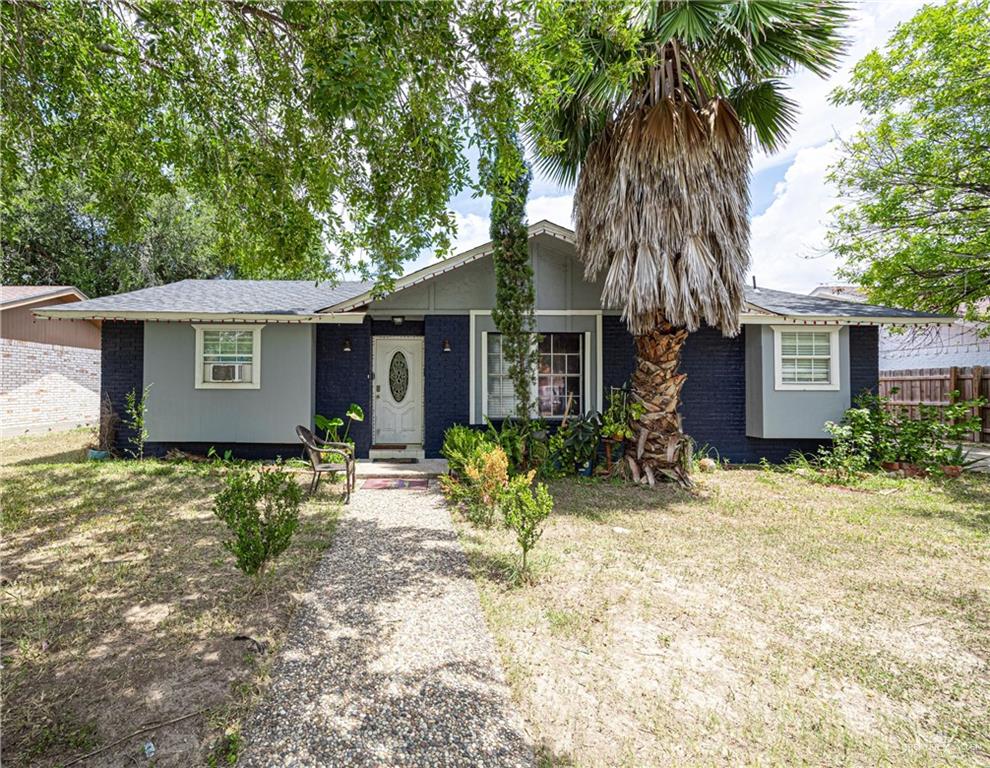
[973,365,985,443]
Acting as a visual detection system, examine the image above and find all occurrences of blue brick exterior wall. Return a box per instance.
[316,320,372,457]
[602,315,636,392]
[849,326,879,399]
[678,326,826,463]
[101,321,144,453]
[370,319,425,337]
[424,315,470,456]
[601,322,851,464]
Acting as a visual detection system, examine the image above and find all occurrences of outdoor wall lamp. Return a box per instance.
[343,338,352,353]
[392,316,404,326]
[441,339,452,353]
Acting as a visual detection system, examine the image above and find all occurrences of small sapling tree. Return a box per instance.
[213,463,303,578]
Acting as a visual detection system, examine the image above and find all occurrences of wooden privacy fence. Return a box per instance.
[879,366,990,443]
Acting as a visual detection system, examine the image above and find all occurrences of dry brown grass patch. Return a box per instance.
[454,469,990,767]
[1,430,341,767]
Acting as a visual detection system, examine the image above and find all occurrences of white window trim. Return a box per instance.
[772,325,840,391]
[193,324,264,390]
[482,330,588,420]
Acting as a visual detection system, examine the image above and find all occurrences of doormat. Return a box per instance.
[362,478,430,490]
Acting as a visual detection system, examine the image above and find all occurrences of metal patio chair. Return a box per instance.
[295,424,356,502]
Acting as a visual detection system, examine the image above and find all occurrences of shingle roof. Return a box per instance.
[743,286,948,320]
[1,285,85,307]
[39,279,372,317]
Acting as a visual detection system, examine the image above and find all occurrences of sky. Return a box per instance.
[412,0,927,295]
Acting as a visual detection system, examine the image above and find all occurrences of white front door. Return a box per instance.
[373,337,424,445]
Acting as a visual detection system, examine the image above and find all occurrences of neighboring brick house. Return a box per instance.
[1,286,101,437]
[39,222,951,463]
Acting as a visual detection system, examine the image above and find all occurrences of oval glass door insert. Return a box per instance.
[389,351,409,402]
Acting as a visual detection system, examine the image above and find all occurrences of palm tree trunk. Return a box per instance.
[625,320,691,486]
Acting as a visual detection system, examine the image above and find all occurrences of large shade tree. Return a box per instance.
[529,0,848,484]
[0,0,537,287]
[828,0,990,323]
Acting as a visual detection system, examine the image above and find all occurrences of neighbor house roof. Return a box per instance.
[33,279,372,322]
[33,223,954,325]
[1,285,87,310]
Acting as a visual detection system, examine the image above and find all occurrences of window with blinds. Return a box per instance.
[776,329,835,387]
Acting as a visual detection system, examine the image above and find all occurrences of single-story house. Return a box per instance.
[1,285,102,437]
[35,221,950,463]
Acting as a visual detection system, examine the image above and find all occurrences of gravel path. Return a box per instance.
[239,484,533,767]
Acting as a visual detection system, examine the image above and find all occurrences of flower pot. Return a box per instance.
[941,465,962,479]
[881,461,900,471]
[904,464,929,478]
[87,449,110,461]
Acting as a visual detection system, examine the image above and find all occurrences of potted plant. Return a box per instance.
[936,444,978,478]
[600,388,645,470]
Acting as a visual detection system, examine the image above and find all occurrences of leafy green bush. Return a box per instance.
[213,464,303,577]
[557,411,602,472]
[792,390,986,482]
[500,471,553,574]
[441,424,492,477]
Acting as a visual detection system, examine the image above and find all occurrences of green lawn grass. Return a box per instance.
[454,468,990,767]
[1,429,340,768]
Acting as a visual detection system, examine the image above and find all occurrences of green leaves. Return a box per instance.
[828,0,990,320]
[727,79,797,153]
[0,0,525,286]
[527,0,849,184]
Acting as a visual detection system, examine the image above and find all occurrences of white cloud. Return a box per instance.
[526,194,573,228]
[749,141,842,292]
[751,0,925,173]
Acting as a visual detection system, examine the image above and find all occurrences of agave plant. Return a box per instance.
[529,0,848,484]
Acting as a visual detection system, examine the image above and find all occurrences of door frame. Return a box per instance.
[371,335,425,449]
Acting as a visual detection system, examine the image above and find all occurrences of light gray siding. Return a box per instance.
[368,234,609,315]
[143,323,314,443]
[745,325,851,438]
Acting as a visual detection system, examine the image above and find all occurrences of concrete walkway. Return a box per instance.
[239,485,532,767]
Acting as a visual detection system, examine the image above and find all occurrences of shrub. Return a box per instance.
[463,445,510,526]
[500,471,553,575]
[441,425,491,477]
[213,464,303,577]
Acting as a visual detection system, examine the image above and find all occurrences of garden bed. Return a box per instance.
[0,430,340,767]
[454,470,990,765]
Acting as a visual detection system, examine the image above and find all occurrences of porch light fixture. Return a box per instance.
[441,339,452,353]
[343,337,352,353]
[392,316,404,326]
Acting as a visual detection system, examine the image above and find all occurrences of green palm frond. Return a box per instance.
[727,79,797,153]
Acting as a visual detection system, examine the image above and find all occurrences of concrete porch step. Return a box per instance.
[354,458,448,479]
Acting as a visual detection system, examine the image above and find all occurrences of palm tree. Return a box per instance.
[530,1,848,484]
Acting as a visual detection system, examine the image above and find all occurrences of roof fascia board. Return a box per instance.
[739,314,953,326]
[33,309,368,324]
[1,288,88,311]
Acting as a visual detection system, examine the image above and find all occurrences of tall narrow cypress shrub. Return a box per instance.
[490,135,536,421]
